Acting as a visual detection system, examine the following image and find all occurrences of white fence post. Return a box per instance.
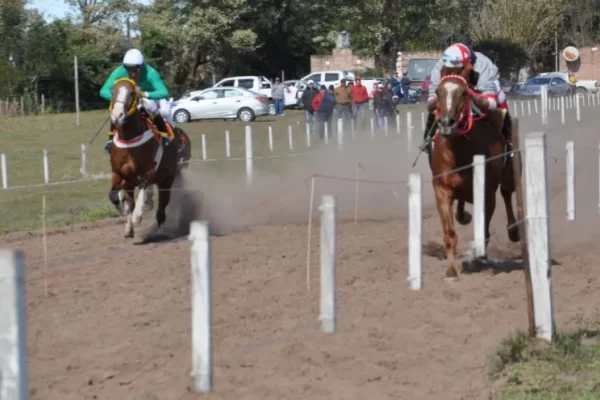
[1,153,7,188]
[473,155,486,258]
[534,99,538,114]
[288,125,293,151]
[337,120,343,151]
[189,221,212,393]
[80,144,87,176]
[42,149,49,184]
[540,86,548,125]
[527,100,531,115]
[201,134,207,161]
[407,173,422,290]
[566,141,575,221]
[576,94,581,122]
[561,97,565,124]
[225,131,231,158]
[244,126,253,185]
[370,117,375,138]
[406,111,413,150]
[320,195,337,334]
[598,142,600,213]
[0,249,28,400]
[384,116,389,136]
[524,131,554,341]
[268,126,273,152]
[396,114,401,135]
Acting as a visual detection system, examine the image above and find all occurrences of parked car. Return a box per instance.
[535,72,598,94]
[170,87,270,123]
[294,81,324,108]
[515,75,574,98]
[213,75,297,110]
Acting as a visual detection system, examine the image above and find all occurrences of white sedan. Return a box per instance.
[170,87,270,123]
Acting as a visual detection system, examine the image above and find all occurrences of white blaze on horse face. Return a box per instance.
[444,82,460,114]
[111,85,129,126]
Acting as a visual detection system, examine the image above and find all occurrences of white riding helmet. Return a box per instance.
[123,48,145,66]
[441,43,471,69]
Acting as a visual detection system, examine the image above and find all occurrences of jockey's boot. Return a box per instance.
[104,122,116,153]
[152,114,172,147]
[501,109,514,157]
[422,111,436,155]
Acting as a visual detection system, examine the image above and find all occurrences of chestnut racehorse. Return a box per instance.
[430,72,519,280]
[107,77,192,238]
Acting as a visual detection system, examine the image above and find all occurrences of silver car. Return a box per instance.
[516,75,574,98]
[170,87,270,123]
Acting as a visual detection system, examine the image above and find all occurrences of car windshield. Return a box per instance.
[526,78,551,85]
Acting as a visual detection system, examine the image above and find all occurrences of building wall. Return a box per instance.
[310,49,442,75]
[559,46,600,81]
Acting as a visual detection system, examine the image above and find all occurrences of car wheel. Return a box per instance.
[237,107,255,122]
[173,109,190,123]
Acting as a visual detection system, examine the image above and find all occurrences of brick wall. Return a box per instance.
[310,49,442,74]
[559,46,600,81]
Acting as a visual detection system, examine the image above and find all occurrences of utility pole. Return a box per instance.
[126,15,132,48]
[555,29,559,72]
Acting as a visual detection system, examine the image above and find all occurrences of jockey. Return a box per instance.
[99,48,175,153]
[422,43,512,154]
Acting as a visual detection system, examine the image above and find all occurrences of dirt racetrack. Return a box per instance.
[3,103,600,399]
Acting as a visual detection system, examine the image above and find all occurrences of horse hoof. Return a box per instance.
[455,211,472,225]
[443,275,459,283]
[132,214,143,225]
[444,265,459,282]
[124,231,134,238]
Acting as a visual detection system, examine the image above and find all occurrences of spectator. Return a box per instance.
[422,74,431,103]
[400,73,412,104]
[390,72,401,97]
[312,85,336,139]
[334,78,353,123]
[351,77,369,129]
[372,83,385,128]
[300,80,319,134]
[271,77,289,116]
[381,82,397,128]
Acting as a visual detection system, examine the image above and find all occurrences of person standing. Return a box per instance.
[312,85,336,139]
[271,77,289,116]
[351,77,369,129]
[334,78,353,123]
[422,74,431,103]
[301,80,319,134]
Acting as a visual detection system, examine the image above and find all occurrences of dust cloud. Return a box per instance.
[162,126,436,237]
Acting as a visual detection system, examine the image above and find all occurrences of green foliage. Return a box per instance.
[491,329,600,399]
[473,38,529,79]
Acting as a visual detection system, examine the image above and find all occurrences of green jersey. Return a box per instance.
[99,64,169,102]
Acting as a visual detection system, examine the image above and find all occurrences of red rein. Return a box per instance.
[438,75,487,136]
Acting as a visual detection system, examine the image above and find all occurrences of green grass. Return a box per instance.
[490,329,600,399]
[0,104,422,234]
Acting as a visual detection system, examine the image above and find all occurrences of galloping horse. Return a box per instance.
[108,77,192,238]
[430,71,519,280]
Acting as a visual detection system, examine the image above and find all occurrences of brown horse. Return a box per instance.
[107,77,192,238]
[430,73,519,280]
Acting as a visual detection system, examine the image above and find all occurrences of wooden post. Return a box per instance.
[320,195,337,333]
[511,119,535,337]
[524,131,554,341]
[244,126,253,185]
[189,221,212,393]
[0,249,29,400]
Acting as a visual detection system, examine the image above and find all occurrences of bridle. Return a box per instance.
[436,74,487,136]
[108,77,140,118]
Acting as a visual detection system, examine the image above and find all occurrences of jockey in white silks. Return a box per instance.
[422,43,511,155]
[99,48,177,153]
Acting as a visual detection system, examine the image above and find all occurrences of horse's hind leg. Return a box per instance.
[501,161,520,242]
[123,187,135,238]
[154,175,175,234]
[434,185,459,280]
[455,199,472,225]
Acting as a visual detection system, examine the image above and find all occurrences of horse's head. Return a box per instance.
[435,75,471,136]
[109,78,139,127]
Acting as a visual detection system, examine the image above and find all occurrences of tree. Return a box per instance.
[469,0,567,68]
[473,38,529,79]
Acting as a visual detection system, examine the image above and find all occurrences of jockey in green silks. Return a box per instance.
[99,48,176,153]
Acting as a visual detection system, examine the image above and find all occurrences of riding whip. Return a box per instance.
[88,115,111,145]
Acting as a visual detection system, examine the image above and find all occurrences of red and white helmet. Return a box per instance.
[441,43,471,68]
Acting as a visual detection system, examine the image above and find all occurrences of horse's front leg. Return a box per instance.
[123,187,136,238]
[434,184,459,280]
[108,172,124,214]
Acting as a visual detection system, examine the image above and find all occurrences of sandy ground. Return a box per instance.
[3,100,600,400]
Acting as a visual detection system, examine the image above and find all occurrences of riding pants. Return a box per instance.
[142,98,176,127]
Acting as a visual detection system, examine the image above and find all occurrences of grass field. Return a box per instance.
[490,330,600,399]
[0,104,422,234]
